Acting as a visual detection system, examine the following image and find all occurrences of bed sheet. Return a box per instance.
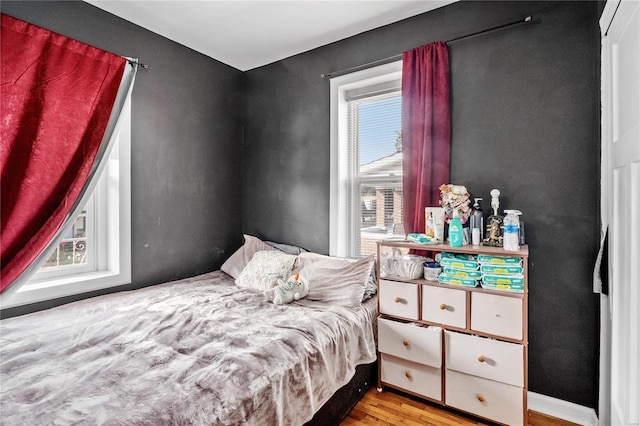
[0,271,377,425]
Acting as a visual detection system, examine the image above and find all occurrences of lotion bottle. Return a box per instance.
[449,210,464,247]
[470,198,483,245]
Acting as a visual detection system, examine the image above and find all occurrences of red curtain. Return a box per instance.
[0,14,126,292]
[401,42,451,235]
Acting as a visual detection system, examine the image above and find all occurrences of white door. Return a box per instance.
[600,1,640,425]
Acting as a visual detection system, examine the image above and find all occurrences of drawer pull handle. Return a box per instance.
[477,355,486,363]
[394,297,402,303]
[403,339,410,347]
[439,303,447,310]
[477,394,486,402]
[405,371,413,379]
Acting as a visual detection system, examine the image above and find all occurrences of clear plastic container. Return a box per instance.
[381,255,431,279]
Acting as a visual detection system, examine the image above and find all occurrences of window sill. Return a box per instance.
[1,270,130,309]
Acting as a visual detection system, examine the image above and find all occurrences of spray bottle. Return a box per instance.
[503,210,523,251]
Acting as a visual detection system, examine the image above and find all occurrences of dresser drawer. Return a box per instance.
[445,369,523,426]
[421,285,467,328]
[445,330,524,387]
[379,280,419,320]
[381,353,442,402]
[471,292,523,340]
[378,318,441,367]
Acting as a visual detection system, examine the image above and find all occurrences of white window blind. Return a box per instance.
[345,90,403,257]
[329,60,402,258]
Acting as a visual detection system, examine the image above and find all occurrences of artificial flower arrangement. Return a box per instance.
[439,183,472,224]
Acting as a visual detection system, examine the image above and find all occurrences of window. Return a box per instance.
[40,210,89,271]
[330,61,403,258]
[3,98,132,308]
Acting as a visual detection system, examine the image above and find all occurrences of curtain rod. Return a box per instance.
[321,15,533,79]
[126,57,149,70]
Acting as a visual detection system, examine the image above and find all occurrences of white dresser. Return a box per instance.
[376,242,529,425]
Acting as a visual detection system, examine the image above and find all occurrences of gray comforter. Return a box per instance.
[0,271,377,425]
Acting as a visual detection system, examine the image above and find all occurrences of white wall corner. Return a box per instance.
[528,391,599,426]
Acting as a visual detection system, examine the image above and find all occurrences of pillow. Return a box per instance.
[297,252,375,307]
[265,240,309,255]
[362,260,378,301]
[235,250,298,291]
[221,235,277,279]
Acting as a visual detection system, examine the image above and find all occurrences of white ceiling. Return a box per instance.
[85,1,456,71]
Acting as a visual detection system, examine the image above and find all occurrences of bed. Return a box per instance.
[0,236,378,425]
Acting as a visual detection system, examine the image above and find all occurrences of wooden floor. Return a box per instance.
[342,387,580,426]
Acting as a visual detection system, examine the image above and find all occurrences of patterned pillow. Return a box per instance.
[235,250,298,291]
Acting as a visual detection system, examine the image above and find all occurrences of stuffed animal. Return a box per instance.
[264,273,309,305]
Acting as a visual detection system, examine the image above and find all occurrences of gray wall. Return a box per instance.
[1,1,245,311]
[2,0,601,411]
[244,1,600,409]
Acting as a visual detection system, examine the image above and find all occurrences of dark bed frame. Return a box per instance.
[305,361,377,425]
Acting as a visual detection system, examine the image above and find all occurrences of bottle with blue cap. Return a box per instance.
[503,210,522,251]
[448,209,464,247]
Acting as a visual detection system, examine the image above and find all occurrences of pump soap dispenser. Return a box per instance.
[470,198,483,245]
[484,189,504,247]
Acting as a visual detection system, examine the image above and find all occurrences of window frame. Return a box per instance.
[329,60,402,257]
[2,98,132,308]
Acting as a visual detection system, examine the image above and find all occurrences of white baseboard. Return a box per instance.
[528,391,599,426]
